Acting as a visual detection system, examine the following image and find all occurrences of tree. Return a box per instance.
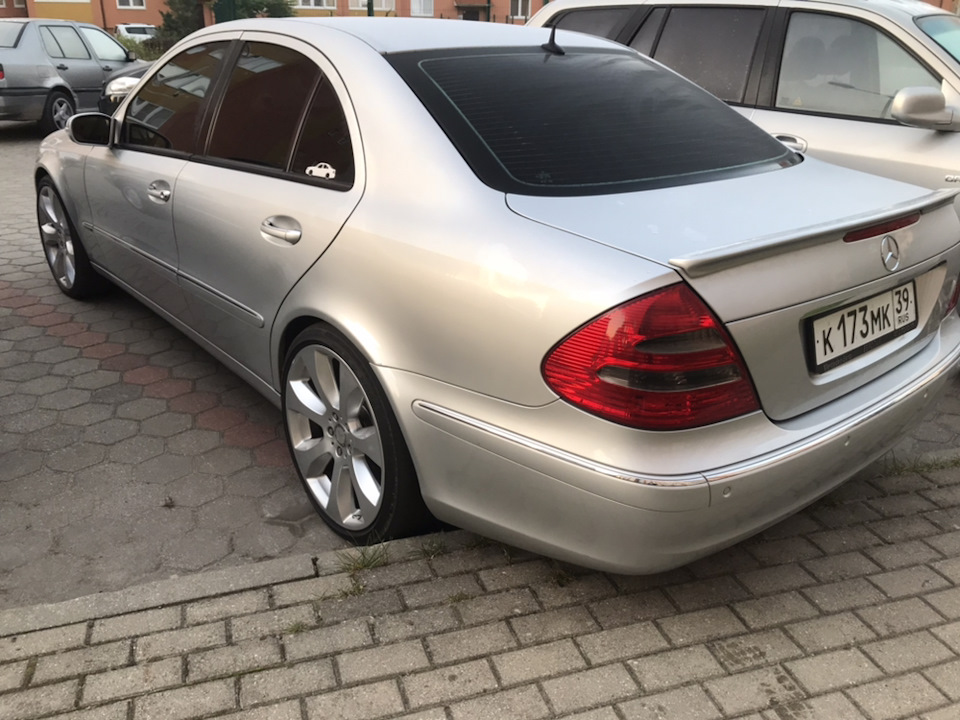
[216,0,295,20]
[157,0,205,44]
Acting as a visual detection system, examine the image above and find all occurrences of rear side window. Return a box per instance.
[123,42,229,155]
[391,48,795,196]
[552,8,634,39]
[651,8,764,103]
[0,22,25,48]
[40,26,91,60]
[291,78,355,187]
[207,42,321,170]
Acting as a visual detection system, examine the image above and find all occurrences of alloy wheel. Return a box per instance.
[284,344,385,530]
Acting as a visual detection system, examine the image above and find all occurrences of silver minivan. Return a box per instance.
[0,19,141,134]
[530,0,960,212]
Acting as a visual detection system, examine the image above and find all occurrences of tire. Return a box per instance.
[282,325,432,543]
[36,177,109,299]
[39,90,75,136]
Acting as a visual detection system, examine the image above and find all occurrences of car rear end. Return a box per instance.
[0,20,45,123]
[378,36,960,572]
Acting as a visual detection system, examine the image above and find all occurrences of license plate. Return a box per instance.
[807,280,918,373]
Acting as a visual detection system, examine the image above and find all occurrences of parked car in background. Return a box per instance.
[36,18,960,573]
[529,0,960,214]
[115,23,157,43]
[98,62,150,114]
[0,18,140,134]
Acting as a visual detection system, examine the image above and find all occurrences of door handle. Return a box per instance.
[260,216,302,245]
[146,181,171,203]
[773,134,807,153]
[56,63,68,71]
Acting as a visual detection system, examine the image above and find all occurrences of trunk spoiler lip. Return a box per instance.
[670,188,960,279]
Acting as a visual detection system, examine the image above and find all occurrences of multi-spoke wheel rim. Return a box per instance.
[285,345,385,531]
[37,186,77,290]
[51,97,73,130]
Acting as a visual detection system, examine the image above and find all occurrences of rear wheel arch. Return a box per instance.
[279,319,433,543]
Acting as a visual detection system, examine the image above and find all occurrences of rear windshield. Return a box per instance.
[389,47,797,196]
[0,22,25,48]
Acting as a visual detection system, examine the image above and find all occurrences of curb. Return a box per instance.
[0,529,477,637]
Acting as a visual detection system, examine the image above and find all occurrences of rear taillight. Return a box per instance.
[542,284,760,430]
[946,273,960,317]
[0,64,4,82]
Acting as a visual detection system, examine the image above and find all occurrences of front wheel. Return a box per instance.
[282,325,432,543]
[39,91,75,136]
[36,178,108,299]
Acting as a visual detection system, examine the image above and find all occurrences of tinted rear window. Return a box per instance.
[390,48,795,196]
[0,22,25,48]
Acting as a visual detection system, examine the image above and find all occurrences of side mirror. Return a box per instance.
[67,113,111,146]
[126,49,137,62]
[105,75,140,104]
[891,86,959,131]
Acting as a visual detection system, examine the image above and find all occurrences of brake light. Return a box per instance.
[0,64,4,82]
[947,273,960,316]
[542,284,760,430]
[843,213,920,243]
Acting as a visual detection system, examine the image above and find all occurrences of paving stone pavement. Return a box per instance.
[0,121,348,612]
[9,120,960,718]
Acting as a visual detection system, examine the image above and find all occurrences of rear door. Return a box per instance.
[173,34,363,383]
[38,24,104,109]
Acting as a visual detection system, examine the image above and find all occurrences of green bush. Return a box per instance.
[115,34,167,61]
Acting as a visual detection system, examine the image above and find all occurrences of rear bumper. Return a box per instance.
[395,316,960,574]
[0,89,45,122]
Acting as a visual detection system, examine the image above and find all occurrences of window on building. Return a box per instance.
[14,0,25,7]
[348,0,395,11]
[510,0,530,19]
[410,0,433,17]
[297,0,336,7]
[117,0,147,7]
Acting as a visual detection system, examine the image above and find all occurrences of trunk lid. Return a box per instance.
[507,159,960,421]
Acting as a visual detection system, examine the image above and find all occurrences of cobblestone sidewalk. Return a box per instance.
[7,497,960,720]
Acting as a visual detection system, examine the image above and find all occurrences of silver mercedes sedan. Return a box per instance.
[35,17,960,573]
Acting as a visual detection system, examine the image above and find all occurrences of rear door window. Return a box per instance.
[648,7,765,103]
[206,42,321,170]
[551,7,635,39]
[40,26,91,59]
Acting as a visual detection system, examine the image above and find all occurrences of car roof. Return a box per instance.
[189,16,621,54]
[534,0,954,22]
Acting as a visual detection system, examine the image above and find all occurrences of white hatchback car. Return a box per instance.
[530,0,960,213]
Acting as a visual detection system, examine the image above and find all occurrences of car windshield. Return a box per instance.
[916,14,960,63]
[0,22,25,48]
[390,47,796,196]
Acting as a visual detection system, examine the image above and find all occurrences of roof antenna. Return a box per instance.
[541,25,565,56]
